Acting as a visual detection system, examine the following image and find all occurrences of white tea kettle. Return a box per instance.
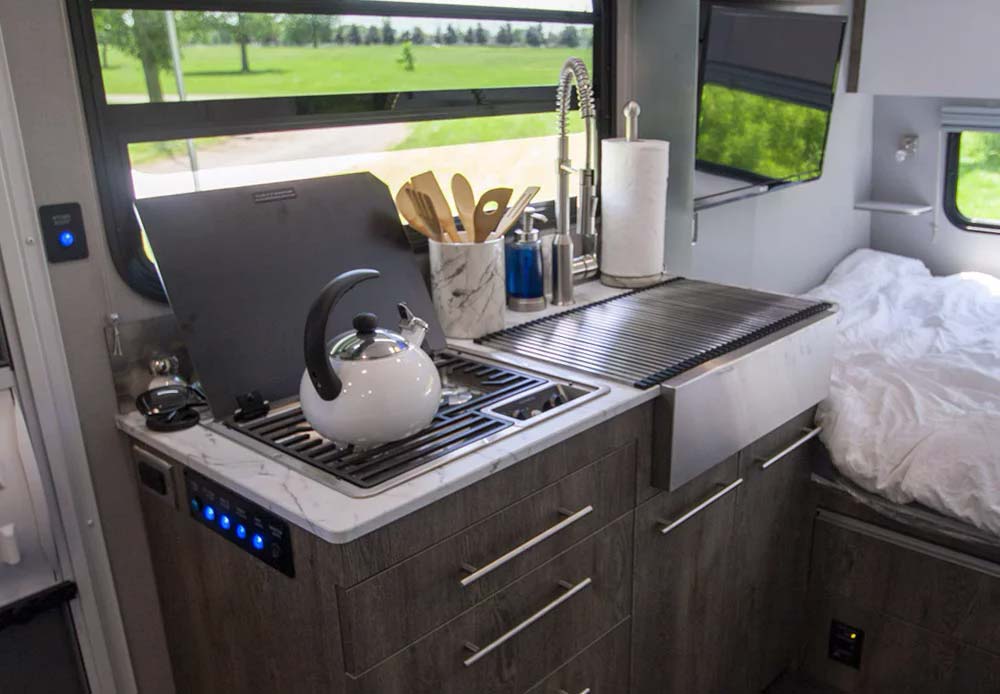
[300,268,441,445]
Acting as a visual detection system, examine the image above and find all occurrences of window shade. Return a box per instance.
[941,105,1000,133]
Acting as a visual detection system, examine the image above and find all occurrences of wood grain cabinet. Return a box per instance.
[735,411,820,692]
[630,410,820,694]
[133,400,821,694]
[631,455,745,694]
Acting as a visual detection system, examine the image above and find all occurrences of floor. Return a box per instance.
[765,673,844,694]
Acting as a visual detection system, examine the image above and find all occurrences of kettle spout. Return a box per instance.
[397,303,429,347]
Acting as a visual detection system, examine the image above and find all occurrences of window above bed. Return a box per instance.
[943,130,1000,235]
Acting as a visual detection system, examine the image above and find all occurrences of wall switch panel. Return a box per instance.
[37,203,89,263]
[184,469,294,577]
[828,620,864,668]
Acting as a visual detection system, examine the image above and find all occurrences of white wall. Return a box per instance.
[859,0,1000,99]
[688,2,873,294]
[869,96,1000,277]
[0,2,173,692]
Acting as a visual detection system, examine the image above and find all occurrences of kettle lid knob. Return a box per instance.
[352,312,378,334]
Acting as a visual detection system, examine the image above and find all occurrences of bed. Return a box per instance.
[804,249,1000,537]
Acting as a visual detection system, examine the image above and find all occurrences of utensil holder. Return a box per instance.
[429,238,505,339]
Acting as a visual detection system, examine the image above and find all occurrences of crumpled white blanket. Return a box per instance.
[804,249,1000,535]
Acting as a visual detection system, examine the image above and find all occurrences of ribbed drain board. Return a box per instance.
[225,354,543,489]
[476,278,833,389]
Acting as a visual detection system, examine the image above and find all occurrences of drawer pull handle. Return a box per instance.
[556,689,592,694]
[658,478,743,535]
[462,577,592,667]
[460,505,594,587]
[756,426,823,470]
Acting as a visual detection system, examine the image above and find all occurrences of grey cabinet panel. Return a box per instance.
[736,411,819,691]
[349,517,633,694]
[340,444,637,674]
[630,456,744,694]
[525,620,631,694]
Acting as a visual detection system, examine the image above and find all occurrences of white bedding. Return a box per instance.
[805,249,1000,535]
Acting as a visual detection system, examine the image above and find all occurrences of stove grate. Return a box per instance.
[224,354,542,489]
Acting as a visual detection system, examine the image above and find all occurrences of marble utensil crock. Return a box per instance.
[428,237,505,339]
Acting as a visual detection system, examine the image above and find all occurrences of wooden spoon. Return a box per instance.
[472,188,514,242]
[411,171,461,243]
[395,183,435,239]
[451,173,478,238]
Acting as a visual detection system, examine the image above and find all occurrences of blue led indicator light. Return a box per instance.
[251,533,265,551]
[235,524,247,540]
[58,231,75,247]
[190,498,200,512]
[202,505,216,522]
[219,514,231,530]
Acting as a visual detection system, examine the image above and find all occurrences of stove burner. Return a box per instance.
[224,353,545,490]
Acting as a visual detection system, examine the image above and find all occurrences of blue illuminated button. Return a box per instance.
[235,524,247,540]
[219,514,231,530]
[190,498,200,513]
[202,505,216,522]
[251,533,265,551]
[58,231,75,247]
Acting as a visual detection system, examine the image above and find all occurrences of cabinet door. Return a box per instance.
[736,412,819,692]
[631,456,743,694]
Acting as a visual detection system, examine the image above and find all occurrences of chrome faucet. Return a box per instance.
[552,57,599,305]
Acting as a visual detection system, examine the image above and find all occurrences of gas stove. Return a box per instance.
[210,352,607,498]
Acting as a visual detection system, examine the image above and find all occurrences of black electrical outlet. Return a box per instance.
[38,202,89,263]
[829,620,864,668]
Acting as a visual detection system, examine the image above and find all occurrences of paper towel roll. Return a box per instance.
[600,137,670,285]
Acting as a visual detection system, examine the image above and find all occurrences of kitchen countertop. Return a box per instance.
[117,281,656,544]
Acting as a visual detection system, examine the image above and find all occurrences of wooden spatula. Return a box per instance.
[395,183,435,239]
[407,188,445,242]
[473,188,514,243]
[451,174,477,237]
[487,186,540,241]
[411,171,461,243]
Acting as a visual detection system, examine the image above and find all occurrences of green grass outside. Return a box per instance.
[106,43,589,164]
[697,83,827,182]
[956,132,1000,223]
[100,43,590,100]
[956,167,1000,222]
[393,112,581,150]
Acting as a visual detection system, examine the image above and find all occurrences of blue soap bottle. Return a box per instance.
[505,207,547,312]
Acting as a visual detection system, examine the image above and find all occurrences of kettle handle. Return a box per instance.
[303,268,380,401]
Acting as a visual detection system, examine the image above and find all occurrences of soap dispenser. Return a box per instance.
[505,207,547,312]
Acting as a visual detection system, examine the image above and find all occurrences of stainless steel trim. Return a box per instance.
[756,426,823,470]
[658,478,743,535]
[459,505,594,587]
[816,510,1000,580]
[463,577,592,667]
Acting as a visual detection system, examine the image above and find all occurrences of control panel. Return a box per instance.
[184,470,294,577]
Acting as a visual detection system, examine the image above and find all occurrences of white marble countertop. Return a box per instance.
[117,281,656,545]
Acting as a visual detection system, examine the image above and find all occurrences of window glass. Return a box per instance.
[697,83,828,183]
[954,131,1000,226]
[129,113,585,202]
[94,9,594,104]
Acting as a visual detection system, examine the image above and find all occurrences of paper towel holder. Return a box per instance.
[624,100,641,142]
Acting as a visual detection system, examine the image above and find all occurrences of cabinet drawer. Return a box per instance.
[348,515,633,694]
[525,620,630,694]
[341,444,636,673]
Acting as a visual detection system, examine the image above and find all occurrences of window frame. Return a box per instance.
[67,0,615,301]
[943,131,1000,235]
